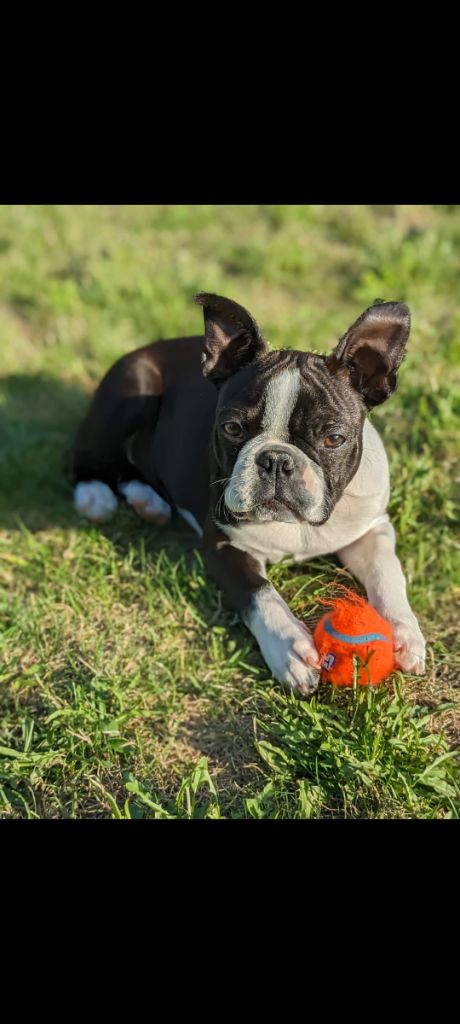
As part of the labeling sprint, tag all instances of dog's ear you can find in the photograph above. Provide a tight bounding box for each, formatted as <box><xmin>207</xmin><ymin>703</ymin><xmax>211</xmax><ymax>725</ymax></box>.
<box><xmin>195</xmin><ymin>293</ymin><xmax>268</xmax><ymax>386</ymax></box>
<box><xmin>326</xmin><ymin>301</ymin><xmax>411</xmax><ymax>408</ymax></box>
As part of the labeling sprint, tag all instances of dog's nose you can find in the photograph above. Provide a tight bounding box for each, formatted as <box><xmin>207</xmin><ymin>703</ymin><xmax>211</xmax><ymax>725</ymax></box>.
<box><xmin>257</xmin><ymin>449</ymin><xmax>295</xmax><ymax>476</ymax></box>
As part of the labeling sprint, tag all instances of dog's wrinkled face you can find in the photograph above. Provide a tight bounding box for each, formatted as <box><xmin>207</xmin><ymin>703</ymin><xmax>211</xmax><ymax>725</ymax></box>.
<box><xmin>212</xmin><ymin>352</ymin><xmax>365</xmax><ymax>524</ymax></box>
<box><xmin>195</xmin><ymin>292</ymin><xmax>411</xmax><ymax>527</ymax></box>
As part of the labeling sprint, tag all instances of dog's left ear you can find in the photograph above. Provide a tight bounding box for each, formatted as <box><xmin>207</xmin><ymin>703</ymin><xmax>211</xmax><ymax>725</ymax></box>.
<box><xmin>327</xmin><ymin>301</ymin><xmax>411</xmax><ymax>407</ymax></box>
<box><xmin>195</xmin><ymin>292</ymin><xmax>268</xmax><ymax>387</ymax></box>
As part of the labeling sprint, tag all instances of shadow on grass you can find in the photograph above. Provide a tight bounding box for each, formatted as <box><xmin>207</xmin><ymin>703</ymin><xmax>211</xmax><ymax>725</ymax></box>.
<box><xmin>0</xmin><ymin>372</ymin><xmax>89</xmax><ymax>530</ymax></box>
<box><xmin>0</xmin><ymin>370</ymin><xmax>221</xmax><ymax>635</ymax></box>
<box><xmin>0</xmin><ymin>372</ymin><xmax>199</xmax><ymax>548</ymax></box>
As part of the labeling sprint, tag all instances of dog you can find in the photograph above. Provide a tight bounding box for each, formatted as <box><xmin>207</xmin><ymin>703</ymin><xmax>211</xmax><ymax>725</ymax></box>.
<box><xmin>72</xmin><ymin>293</ymin><xmax>426</xmax><ymax>697</ymax></box>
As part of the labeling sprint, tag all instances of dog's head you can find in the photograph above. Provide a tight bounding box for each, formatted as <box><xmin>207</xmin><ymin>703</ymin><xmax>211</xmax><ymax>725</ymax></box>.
<box><xmin>195</xmin><ymin>293</ymin><xmax>410</xmax><ymax>526</ymax></box>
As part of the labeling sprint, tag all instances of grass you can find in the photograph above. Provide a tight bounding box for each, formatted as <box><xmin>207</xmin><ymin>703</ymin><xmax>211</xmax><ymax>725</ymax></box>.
<box><xmin>0</xmin><ymin>203</ymin><xmax>459</xmax><ymax>819</ymax></box>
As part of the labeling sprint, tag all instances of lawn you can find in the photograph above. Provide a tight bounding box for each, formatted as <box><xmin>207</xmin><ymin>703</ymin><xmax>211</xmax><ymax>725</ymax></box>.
<box><xmin>0</xmin><ymin>203</ymin><xmax>459</xmax><ymax>818</ymax></box>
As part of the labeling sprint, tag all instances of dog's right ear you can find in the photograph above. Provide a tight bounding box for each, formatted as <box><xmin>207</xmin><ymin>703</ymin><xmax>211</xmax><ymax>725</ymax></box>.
<box><xmin>195</xmin><ymin>293</ymin><xmax>268</xmax><ymax>387</ymax></box>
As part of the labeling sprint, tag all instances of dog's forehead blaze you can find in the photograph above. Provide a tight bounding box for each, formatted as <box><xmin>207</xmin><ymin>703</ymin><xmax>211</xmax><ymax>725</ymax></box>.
<box><xmin>261</xmin><ymin>366</ymin><xmax>301</xmax><ymax>440</ymax></box>
<box><xmin>218</xmin><ymin>354</ymin><xmax>298</xmax><ymax>426</ymax></box>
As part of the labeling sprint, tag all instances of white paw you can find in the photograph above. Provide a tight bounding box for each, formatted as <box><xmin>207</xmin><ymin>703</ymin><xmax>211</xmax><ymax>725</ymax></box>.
<box><xmin>392</xmin><ymin>617</ymin><xmax>426</xmax><ymax>675</ymax></box>
<box><xmin>118</xmin><ymin>481</ymin><xmax>171</xmax><ymax>525</ymax></box>
<box><xmin>74</xmin><ymin>481</ymin><xmax>118</xmax><ymax>522</ymax></box>
<box><xmin>247</xmin><ymin>588</ymin><xmax>321</xmax><ymax>698</ymax></box>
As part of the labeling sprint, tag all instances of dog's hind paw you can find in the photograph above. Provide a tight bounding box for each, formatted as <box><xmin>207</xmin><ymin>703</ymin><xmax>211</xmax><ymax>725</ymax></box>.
<box><xmin>118</xmin><ymin>481</ymin><xmax>171</xmax><ymax>525</ymax></box>
<box><xmin>74</xmin><ymin>481</ymin><xmax>118</xmax><ymax>522</ymax></box>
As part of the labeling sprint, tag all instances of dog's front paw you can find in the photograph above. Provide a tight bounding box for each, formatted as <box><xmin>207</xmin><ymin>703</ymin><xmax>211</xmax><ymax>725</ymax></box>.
<box><xmin>247</xmin><ymin>589</ymin><xmax>321</xmax><ymax>698</ymax></box>
<box><xmin>274</xmin><ymin>643</ymin><xmax>321</xmax><ymax>699</ymax></box>
<box><xmin>392</xmin><ymin>617</ymin><xmax>426</xmax><ymax>675</ymax></box>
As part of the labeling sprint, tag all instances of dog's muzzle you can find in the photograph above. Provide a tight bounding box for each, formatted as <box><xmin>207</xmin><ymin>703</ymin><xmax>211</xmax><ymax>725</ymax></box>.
<box><xmin>224</xmin><ymin>438</ymin><xmax>326</xmax><ymax>523</ymax></box>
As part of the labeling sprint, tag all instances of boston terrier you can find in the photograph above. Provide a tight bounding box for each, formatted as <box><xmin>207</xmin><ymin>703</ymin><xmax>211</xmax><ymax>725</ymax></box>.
<box><xmin>72</xmin><ymin>293</ymin><xmax>426</xmax><ymax>697</ymax></box>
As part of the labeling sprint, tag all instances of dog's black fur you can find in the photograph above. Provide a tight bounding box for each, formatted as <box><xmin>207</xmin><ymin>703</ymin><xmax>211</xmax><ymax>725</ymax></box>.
<box><xmin>71</xmin><ymin>294</ymin><xmax>423</xmax><ymax>698</ymax></box>
<box><xmin>73</xmin><ymin>293</ymin><xmax>410</xmax><ymax>534</ymax></box>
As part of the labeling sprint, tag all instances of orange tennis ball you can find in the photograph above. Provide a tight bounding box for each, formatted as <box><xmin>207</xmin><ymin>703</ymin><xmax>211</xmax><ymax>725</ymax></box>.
<box><xmin>313</xmin><ymin>590</ymin><xmax>394</xmax><ymax>687</ymax></box>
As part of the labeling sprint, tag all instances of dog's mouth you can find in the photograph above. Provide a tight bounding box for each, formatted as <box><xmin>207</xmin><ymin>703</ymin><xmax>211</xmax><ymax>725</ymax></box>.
<box><xmin>226</xmin><ymin>497</ymin><xmax>306</xmax><ymax>523</ymax></box>
<box><xmin>225</xmin><ymin>496</ymin><xmax>332</xmax><ymax>527</ymax></box>
<box><xmin>262</xmin><ymin>496</ymin><xmax>299</xmax><ymax>514</ymax></box>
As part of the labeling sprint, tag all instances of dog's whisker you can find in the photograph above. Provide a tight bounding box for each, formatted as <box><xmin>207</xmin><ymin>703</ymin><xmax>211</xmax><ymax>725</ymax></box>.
<box><xmin>211</xmin><ymin>476</ymin><xmax>231</xmax><ymax>488</ymax></box>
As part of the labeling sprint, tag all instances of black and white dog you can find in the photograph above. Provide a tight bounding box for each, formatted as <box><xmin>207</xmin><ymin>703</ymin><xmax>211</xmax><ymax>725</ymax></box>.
<box><xmin>73</xmin><ymin>293</ymin><xmax>426</xmax><ymax>697</ymax></box>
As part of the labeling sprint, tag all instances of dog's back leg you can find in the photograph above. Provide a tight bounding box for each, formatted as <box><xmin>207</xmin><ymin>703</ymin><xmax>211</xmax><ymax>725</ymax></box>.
<box><xmin>72</xmin><ymin>349</ymin><xmax>164</xmax><ymax>523</ymax></box>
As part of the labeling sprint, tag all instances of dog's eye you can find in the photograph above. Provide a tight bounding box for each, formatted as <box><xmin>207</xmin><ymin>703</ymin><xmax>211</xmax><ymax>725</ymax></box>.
<box><xmin>223</xmin><ymin>421</ymin><xmax>243</xmax><ymax>438</ymax></box>
<box><xmin>324</xmin><ymin>434</ymin><xmax>345</xmax><ymax>448</ymax></box>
